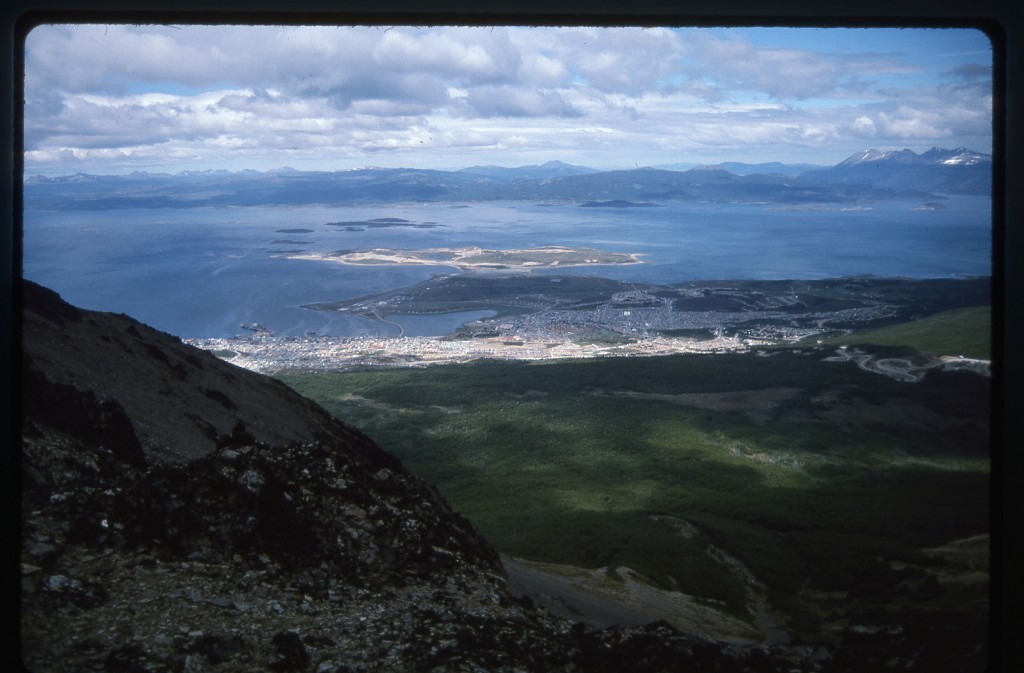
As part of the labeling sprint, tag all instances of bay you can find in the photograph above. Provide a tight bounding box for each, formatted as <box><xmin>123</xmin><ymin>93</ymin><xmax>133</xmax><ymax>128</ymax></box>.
<box><xmin>21</xmin><ymin>197</ymin><xmax>991</xmax><ymax>339</ymax></box>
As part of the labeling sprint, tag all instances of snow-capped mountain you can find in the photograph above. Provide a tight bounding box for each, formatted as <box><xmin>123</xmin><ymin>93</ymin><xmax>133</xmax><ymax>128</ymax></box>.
<box><xmin>919</xmin><ymin>147</ymin><xmax>990</xmax><ymax>166</ymax></box>
<box><xmin>801</xmin><ymin>147</ymin><xmax>991</xmax><ymax>195</ymax></box>
<box><xmin>838</xmin><ymin>146</ymin><xmax>990</xmax><ymax>168</ymax></box>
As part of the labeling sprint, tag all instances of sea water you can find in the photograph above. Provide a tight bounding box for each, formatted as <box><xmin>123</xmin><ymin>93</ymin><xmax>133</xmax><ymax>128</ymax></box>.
<box><xmin>21</xmin><ymin>197</ymin><xmax>992</xmax><ymax>339</ymax></box>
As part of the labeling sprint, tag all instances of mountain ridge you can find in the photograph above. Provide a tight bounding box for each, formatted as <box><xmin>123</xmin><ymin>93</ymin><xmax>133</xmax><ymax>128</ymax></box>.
<box><xmin>23</xmin><ymin>147</ymin><xmax>991</xmax><ymax>207</ymax></box>
<box><xmin>26</xmin><ymin>146</ymin><xmax>990</xmax><ymax>184</ymax></box>
<box><xmin>21</xmin><ymin>281</ymin><xmax>390</xmax><ymax>466</ymax></box>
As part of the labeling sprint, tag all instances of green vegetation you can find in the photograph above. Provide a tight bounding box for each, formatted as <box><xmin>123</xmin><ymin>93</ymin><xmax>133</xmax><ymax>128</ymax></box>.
<box><xmin>306</xmin><ymin>273</ymin><xmax>636</xmax><ymax>318</ymax></box>
<box><xmin>406</xmin><ymin>274</ymin><xmax>628</xmax><ymax>316</ymax></box>
<box><xmin>821</xmin><ymin>305</ymin><xmax>990</xmax><ymax>359</ymax></box>
<box><xmin>278</xmin><ymin>349</ymin><xmax>990</xmax><ymax>637</ymax></box>
<box><xmin>656</xmin><ymin>328</ymin><xmax>716</xmax><ymax>340</ymax></box>
<box><xmin>706</xmin><ymin>276</ymin><xmax>989</xmax><ymax>314</ymax></box>
<box><xmin>304</xmin><ymin>274</ymin><xmax>991</xmax><ymax>354</ymax></box>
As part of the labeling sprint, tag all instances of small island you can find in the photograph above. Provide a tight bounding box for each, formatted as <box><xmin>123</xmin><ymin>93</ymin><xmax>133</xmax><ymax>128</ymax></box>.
<box><xmin>579</xmin><ymin>200</ymin><xmax>660</xmax><ymax>208</ymax></box>
<box><xmin>324</xmin><ymin>218</ymin><xmax>442</xmax><ymax>231</ymax></box>
<box><xmin>283</xmin><ymin>245</ymin><xmax>644</xmax><ymax>271</ymax></box>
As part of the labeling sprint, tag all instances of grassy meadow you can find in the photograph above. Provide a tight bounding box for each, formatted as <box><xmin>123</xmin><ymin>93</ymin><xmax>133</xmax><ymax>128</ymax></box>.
<box><xmin>819</xmin><ymin>305</ymin><xmax>991</xmax><ymax>359</ymax></box>
<box><xmin>278</xmin><ymin>346</ymin><xmax>990</xmax><ymax>637</ymax></box>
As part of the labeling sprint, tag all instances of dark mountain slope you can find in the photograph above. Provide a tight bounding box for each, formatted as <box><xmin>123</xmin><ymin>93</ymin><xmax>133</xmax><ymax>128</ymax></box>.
<box><xmin>18</xmin><ymin>280</ymin><xmax>820</xmax><ymax>673</ymax></box>
<box><xmin>21</xmin><ymin>280</ymin><xmax>388</xmax><ymax>466</ymax></box>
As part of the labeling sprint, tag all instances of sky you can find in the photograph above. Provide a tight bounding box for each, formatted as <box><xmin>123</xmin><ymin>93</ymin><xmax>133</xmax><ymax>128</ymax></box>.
<box><xmin>21</xmin><ymin>23</ymin><xmax>994</xmax><ymax>176</ymax></box>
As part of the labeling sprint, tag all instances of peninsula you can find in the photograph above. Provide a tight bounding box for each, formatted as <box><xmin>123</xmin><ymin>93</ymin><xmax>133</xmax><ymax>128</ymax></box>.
<box><xmin>283</xmin><ymin>245</ymin><xmax>644</xmax><ymax>271</ymax></box>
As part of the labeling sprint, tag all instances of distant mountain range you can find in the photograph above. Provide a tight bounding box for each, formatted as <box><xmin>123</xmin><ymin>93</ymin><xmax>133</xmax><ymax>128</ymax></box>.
<box><xmin>24</xmin><ymin>147</ymin><xmax>991</xmax><ymax>209</ymax></box>
<box><xmin>457</xmin><ymin>159</ymin><xmax>600</xmax><ymax>180</ymax></box>
<box><xmin>798</xmin><ymin>147</ymin><xmax>992</xmax><ymax>195</ymax></box>
<box><xmin>654</xmin><ymin>161</ymin><xmax>827</xmax><ymax>176</ymax></box>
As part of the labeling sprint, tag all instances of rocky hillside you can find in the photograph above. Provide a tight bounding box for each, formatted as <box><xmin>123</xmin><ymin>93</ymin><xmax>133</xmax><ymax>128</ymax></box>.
<box><xmin>18</xmin><ymin>280</ymin><xmax>875</xmax><ymax>672</ymax></box>
<box><xmin>20</xmin><ymin>280</ymin><xmax>392</xmax><ymax>466</ymax></box>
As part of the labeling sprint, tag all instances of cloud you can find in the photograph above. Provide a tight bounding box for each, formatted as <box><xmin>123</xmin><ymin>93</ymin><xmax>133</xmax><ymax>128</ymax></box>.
<box><xmin>505</xmin><ymin>26</ymin><xmax>688</xmax><ymax>96</ymax></box>
<box><xmin>464</xmin><ymin>85</ymin><xmax>581</xmax><ymax>118</ymax></box>
<box><xmin>373</xmin><ymin>27</ymin><xmax>521</xmax><ymax>84</ymax></box>
<box><xmin>301</xmin><ymin>72</ymin><xmax>451</xmax><ymax>113</ymax></box>
<box><xmin>25</xmin><ymin>25</ymin><xmax>234</xmax><ymax>94</ymax></box>
<box><xmin>21</xmin><ymin>24</ymin><xmax>993</xmax><ymax>174</ymax></box>
<box><xmin>938</xmin><ymin>62</ymin><xmax>993</xmax><ymax>103</ymax></box>
<box><xmin>875</xmin><ymin>106</ymin><xmax>949</xmax><ymax>138</ymax></box>
<box><xmin>944</xmin><ymin>63</ymin><xmax>991</xmax><ymax>80</ymax></box>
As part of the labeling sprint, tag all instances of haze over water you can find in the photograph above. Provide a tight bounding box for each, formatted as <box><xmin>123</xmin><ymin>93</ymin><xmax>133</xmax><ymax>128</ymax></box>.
<box><xmin>22</xmin><ymin>196</ymin><xmax>991</xmax><ymax>339</ymax></box>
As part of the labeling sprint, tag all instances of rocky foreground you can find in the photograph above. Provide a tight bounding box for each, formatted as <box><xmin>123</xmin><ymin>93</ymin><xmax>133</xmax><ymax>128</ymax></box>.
<box><xmin>16</xmin><ymin>280</ymin><xmax>978</xmax><ymax>672</ymax></box>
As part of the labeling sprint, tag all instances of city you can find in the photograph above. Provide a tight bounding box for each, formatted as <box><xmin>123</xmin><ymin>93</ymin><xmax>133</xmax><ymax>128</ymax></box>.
<box><xmin>183</xmin><ymin>275</ymin><xmax>991</xmax><ymax>380</ymax></box>
<box><xmin>184</xmin><ymin>331</ymin><xmax>763</xmax><ymax>374</ymax></box>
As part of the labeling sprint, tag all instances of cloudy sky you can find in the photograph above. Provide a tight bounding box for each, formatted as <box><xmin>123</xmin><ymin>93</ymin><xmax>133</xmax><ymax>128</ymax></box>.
<box><xmin>22</xmin><ymin>23</ymin><xmax>993</xmax><ymax>176</ymax></box>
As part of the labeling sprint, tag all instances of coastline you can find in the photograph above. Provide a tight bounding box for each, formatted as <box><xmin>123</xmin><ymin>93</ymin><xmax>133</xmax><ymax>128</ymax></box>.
<box><xmin>282</xmin><ymin>245</ymin><xmax>645</xmax><ymax>272</ymax></box>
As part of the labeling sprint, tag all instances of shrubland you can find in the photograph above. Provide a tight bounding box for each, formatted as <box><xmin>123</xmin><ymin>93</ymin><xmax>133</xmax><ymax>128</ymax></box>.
<box><xmin>279</xmin><ymin>344</ymin><xmax>990</xmax><ymax>639</ymax></box>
